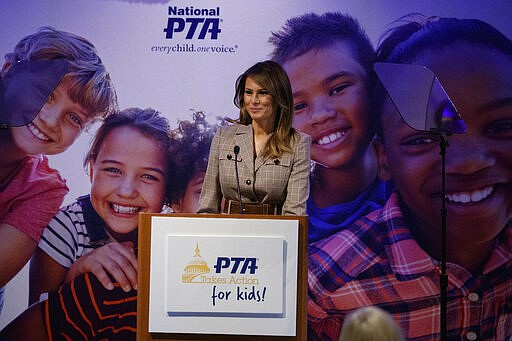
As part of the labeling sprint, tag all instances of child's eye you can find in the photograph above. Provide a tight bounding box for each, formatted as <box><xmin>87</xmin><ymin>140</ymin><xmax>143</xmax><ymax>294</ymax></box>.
<box><xmin>46</xmin><ymin>93</ymin><xmax>55</xmax><ymax>103</ymax></box>
<box><xmin>487</xmin><ymin>119</ymin><xmax>512</xmax><ymax>137</ymax></box>
<box><xmin>329</xmin><ymin>83</ymin><xmax>350</xmax><ymax>96</ymax></box>
<box><xmin>68</xmin><ymin>112</ymin><xmax>84</xmax><ymax>128</ymax></box>
<box><xmin>258</xmin><ymin>90</ymin><xmax>270</xmax><ymax>96</ymax></box>
<box><xmin>103</xmin><ymin>167</ymin><xmax>121</xmax><ymax>175</ymax></box>
<box><xmin>293</xmin><ymin>102</ymin><xmax>307</xmax><ymax>112</ymax></box>
<box><xmin>142</xmin><ymin>174</ymin><xmax>159</xmax><ymax>181</ymax></box>
<box><xmin>402</xmin><ymin>134</ymin><xmax>438</xmax><ymax>146</ymax></box>
<box><xmin>244</xmin><ymin>90</ymin><xmax>253</xmax><ymax>95</ymax></box>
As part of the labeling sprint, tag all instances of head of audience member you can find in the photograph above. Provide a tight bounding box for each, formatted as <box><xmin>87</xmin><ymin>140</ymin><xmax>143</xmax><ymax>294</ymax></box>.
<box><xmin>339</xmin><ymin>306</ymin><xmax>405</xmax><ymax>341</ymax></box>
<box><xmin>1</xmin><ymin>26</ymin><xmax>117</xmax><ymax>156</ymax></box>
<box><xmin>83</xmin><ymin>107</ymin><xmax>171</xmax><ymax>243</ymax></box>
<box><xmin>269</xmin><ymin>12</ymin><xmax>376</xmax><ymax>170</ymax></box>
<box><xmin>168</xmin><ymin>111</ymin><xmax>217</xmax><ymax>213</ymax></box>
<box><xmin>233</xmin><ymin>60</ymin><xmax>295</xmax><ymax>158</ymax></box>
<box><xmin>374</xmin><ymin>15</ymin><xmax>512</xmax><ymax>271</ymax></box>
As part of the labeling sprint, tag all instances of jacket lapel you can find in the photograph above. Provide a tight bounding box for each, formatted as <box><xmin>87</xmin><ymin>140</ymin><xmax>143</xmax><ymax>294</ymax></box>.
<box><xmin>234</xmin><ymin>125</ymin><xmax>254</xmax><ymax>172</ymax></box>
<box><xmin>255</xmin><ymin>131</ymin><xmax>273</xmax><ymax>172</ymax></box>
<box><xmin>255</xmin><ymin>152</ymin><xmax>272</xmax><ymax>172</ymax></box>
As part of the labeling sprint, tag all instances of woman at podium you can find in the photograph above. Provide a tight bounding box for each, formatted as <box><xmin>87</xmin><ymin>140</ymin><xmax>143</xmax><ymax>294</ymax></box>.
<box><xmin>198</xmin><ymin>60</ymin><xmax>311</xmax><ymax>215</ymax></box>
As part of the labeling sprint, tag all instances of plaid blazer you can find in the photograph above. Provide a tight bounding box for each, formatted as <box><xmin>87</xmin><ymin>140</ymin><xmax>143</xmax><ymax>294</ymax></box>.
<box><xmin>198</xmin><ymin>124</ymin><xmax>310</xmax><ymax>215</ymax></box>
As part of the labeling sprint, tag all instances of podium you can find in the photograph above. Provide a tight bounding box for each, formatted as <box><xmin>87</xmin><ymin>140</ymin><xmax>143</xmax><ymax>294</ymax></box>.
<box><xmin>137</xmin><ymin>213</ymin><xmax>308</xmax><ymax>341</ymax></box>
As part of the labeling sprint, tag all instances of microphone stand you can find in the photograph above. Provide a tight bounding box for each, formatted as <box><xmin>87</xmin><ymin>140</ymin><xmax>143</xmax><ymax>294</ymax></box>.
<box><xmin>431</xmin><ymin>128</ymin><xmax>449</xmax><ymax>341</ymax></box>
<box><xmin>373</xmin><ymin>62</ymin><xmax>464</xmax><ymax>340</ymax></box>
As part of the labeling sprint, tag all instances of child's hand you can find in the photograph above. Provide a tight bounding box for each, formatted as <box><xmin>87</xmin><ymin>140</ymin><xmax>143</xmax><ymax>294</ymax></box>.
<box><xmin>65</xmin><ymin>241</ymin><xmax>137</xmax><ymax>292</ymax></box>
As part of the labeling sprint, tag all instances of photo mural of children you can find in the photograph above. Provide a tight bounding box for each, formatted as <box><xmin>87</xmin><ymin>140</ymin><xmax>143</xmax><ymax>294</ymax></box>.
<box><xmin>198</xmin><ymin>60</ymin><xmax>311</xmax><ymax>216</ymax></box>
<box><xmin>29</xmin><ymin>108</ymin><xmax>171</xmax><ymax>304</ymax></box>
<box><xmin>168</xmin><ymin>111</ymin><xmax>218</xmax><ymax>214</ymax></box>
<box><xmin>269</xmin><ymin>12</ymin><xmax>393</xmax><ymax>243</ymax></box>
<box><xmin>308</xmin><ymin>15</ymin><xmax>512</xmax><ymax>340</ymax></box>
<box><xmin>0</xmin><ymin>26</ymin><xmax>116</xmax><ymax>313</ymax></box>
<box><xmin>0</xmin><ymin>109</ymin><xmax>218</xmax><ymax>340</ymax></box>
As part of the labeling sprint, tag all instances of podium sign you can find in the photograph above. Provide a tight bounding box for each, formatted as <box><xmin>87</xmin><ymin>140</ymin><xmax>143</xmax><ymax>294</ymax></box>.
<box><xmin>137</xmin><ymin>214</ymin><xmax>308</xmax><ymax>341</ymax></box>
<box><xmin>165</xmin><ymin>235</ymin><xmax>285</xmax><ymax>317</ymax></box>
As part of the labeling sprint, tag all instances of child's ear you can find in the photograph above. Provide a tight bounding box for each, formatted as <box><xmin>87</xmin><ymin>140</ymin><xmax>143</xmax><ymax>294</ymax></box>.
<box><xmin>373</xmin><ymin>139</ymin><xmax>392</xmax><ymax>181</ymax></box>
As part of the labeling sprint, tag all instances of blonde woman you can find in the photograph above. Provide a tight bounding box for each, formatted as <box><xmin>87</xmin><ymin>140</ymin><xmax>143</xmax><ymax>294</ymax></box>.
<box><xmin>198</xmin><ymin>60</ymin><xmax>311</xmax><ymax>215</ymax></box>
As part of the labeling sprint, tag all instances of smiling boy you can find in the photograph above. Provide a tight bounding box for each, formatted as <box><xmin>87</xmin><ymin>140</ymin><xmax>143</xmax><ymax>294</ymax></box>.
<box><xmin>0</xmin><ymin>26</ymin><xmax>116</xmax><ymax>312</ymax></box>
<box><xmin>270</xmin><ymin>12</ymin><xmax>392</xmax><ymax>243</ymax></box>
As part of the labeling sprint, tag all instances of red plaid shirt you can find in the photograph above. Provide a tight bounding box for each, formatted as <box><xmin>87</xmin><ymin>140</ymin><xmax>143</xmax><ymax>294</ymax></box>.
<box><xmin>308</xmin><ymin>192</ymin><xmax>512</xmax><ymax>341</ymax></box>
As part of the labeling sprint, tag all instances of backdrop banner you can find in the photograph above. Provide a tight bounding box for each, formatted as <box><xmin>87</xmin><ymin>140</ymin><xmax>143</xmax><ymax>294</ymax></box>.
<box><xmin>0</xmin><ymin>0</ymin><xmax>511</xmax><ymax>332</ymax></box>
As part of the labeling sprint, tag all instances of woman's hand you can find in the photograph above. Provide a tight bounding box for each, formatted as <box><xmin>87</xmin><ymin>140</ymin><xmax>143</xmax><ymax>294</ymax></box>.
<box><xmin>65</xmin><ymin>241</ymin><xmax>138</xmax><ymax>292</ymax></box>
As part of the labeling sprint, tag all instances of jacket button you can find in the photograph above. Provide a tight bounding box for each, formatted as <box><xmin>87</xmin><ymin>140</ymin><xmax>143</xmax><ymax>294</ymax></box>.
<box><xmin>274</xmin><ymin>159</ymin><xmax>280</xmax><ymax>165</ymax></box>
<box><xmin>245</xmin><ymin>179</ymin><xmax>251</xmax><ymax>185</ymax></box>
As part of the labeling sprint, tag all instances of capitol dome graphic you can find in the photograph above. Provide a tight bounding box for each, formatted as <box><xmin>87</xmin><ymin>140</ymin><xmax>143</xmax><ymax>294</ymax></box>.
<box><xmin>182</xmin><ymin>243</ymin><xmax>210</xmax><ymax>283</ymax></box>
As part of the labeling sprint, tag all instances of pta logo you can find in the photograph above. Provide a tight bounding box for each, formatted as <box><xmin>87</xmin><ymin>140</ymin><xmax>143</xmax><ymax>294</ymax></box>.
<box><xmin>164</xmin><ymin>6</ymin><xmax>221</xmax><ymax>39</ymax></box>
<box><xmin>214</xmin><ymin>257</ymin><xmax>258</xmax><ymax>274</ymax></box>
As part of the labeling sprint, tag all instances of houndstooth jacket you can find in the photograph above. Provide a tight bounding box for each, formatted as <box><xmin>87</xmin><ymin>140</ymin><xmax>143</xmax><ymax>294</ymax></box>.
<box><xmin>198</xmin><ymin>123</ymin><xmax>310</xmax><ymax>215</ymax></box>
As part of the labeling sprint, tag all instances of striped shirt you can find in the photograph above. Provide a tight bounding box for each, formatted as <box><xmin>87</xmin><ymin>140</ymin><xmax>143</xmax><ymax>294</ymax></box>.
<box><xmin>38</xmin><ymin>199</ymin><xmax>112</xmax><ymax>268</ymax></box>
<box><xmin>43</xmin><ymin>272</ymin><xmax>136</xmax><ymax>340</ymax></box>
<box><xmin>308</xmin><ymin>192</ymin><xmax>512</xmax><ymax>341</ymax></box>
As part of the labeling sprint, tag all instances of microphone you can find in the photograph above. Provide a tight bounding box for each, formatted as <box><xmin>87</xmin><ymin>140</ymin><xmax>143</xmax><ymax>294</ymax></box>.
<box><xmin>233</xmin><ymin>145</ymin><xmax>244</xmax><ymax>214</ymax></box>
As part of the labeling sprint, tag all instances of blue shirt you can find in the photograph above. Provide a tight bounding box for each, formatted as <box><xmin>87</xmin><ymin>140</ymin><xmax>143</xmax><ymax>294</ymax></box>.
<box><xmin>0</xmin><ymin>286</ymin><xmax>4</xmax><ymax>314</ymax></box>
<box><xmin>307</xmin><ymin>178</ymin><xmax>393</xmax><ymax>243</ymax></box>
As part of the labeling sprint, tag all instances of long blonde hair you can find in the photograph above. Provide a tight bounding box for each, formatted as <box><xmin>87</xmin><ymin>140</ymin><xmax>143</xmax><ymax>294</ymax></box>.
<box><xmin>233</xmin><ymin>60</ymin><xmax>297</xmax><ymax>158</ymax></box>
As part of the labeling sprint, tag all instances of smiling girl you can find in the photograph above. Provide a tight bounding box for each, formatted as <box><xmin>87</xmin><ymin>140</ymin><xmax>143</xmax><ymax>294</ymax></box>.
<box><xmin>28</xmin><ymin>107</ymin><xmax>171</xmax><ymax>303</ymax></box>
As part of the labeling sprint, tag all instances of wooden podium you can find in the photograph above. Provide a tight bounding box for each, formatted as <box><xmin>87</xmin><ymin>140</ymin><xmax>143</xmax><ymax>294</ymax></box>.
<box><xmin>137</xmin><ymin>213</ymin><xmax>308</xmax><ymax>341</ymax></box>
